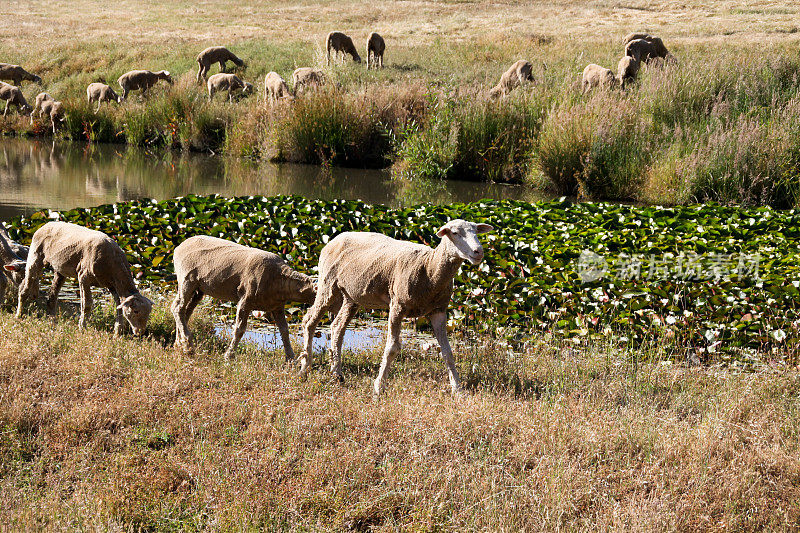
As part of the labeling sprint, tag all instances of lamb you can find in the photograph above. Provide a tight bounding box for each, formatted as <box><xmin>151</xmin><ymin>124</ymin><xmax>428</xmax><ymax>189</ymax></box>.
<box><xmin>196</xmin><ymin>46</ymin><xmax>245</xmax><ymax>83</ymax></box>
<box><xmin>263</xmin><ymin>71</ymin><xmax>292</xmax><ymax>104</ymax></box>
<box><xmin>172</xmin><ymin>236</ymin><xmax>316</xmax><ymax>360</ymax></box>
<box><xmin>326</xmin><ymin>31</ymin><xmax>361</xmax><ymax>65</ymax></box>
<box><xmin>366</xmin><ymin>32</ymin><xmax>385</xmax><ymax>70</ymax></box>
<box><xmin>0</xmin><ymin>82</ymin><xmax>32</xmax><ymax>116</ymax></box>
<box><xmin>0</xmin><ymin>63</ymin><xmax>41</xmax><ymax>86</ymax></box>
<box><xmin>582</xmin><ymin>64</ymin><xmax>618</xmax><ymax>93</ymax></box>
<box><xmin>292</xmin><ymin>67</ymin><xmax>326</xmax><ymax>95</ymax></box>
<box><xmin>16</xmin><ymin>221</ymin><xmax>153</xmax><ymax>335</ymax></box>
<box><xmin>30</xmin><ymin>94</ymin><xmax>64</xmax><ymax>134</ymax></box>
<box><xmin>299</xmin><ymin>219</ymin><xmax>493</xmax><ymax>396</ymax></box>
<box><xmin>207</xmin><ymin>73</ymin><xmax>253</xmax><ymax>101</ymax></box>
<box><xmin>617</xmin><ymin>55</ymin><xmax>641</xmax><ymax>88</ymax></box>
<box><xmin>86</xmin><ymin>82</ymin><xmax>121</xmax><ymax>112</ymax></box>
<box><xmin>30</xmin><ymin>92</ymin><xmax>53</xmax><ymax>125</ymax></box>
<box><xmin>489</xmin><ymin>59</ymin><xmax>535</xmax><ymax>99</ymax></box>
<box><xmin>625</xmin><ymin>37</ymin><xmax>672</xmax><ymax>63</ymax></box>
<box><xmin>117</xmin><ymin>70</ymin><xmax>173</xmax><ymax>100</ymax></box>
<box><xmin>0</xmin><ymin>225</ymin><xmax>26</xmax><ymax>304</ymax></box>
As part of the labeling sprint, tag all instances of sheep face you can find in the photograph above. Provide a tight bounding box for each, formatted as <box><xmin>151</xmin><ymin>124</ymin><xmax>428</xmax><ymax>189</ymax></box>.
<box><xmin>436</xmin><ymin>220</ymin><xmax>494</xmax><ymax>265</ymax></box>
<box><xmin>118</xmin><ymin>293</ymin><xmax>153</xmax><ymax>335</ymax></box>
<box><xmin>2</xmin><ymin>259</ymin><xmax>27</xmax><ymax>285</ymax></box>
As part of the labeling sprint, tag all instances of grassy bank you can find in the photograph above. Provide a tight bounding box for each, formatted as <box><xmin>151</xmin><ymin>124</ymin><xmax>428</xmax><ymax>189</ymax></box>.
<box><xmin>1</xmin><ymin>309</ymin><xmax>799</xmax><ymax>530</ymax></box>
<box><xmin>3</xmin><ymin>2</ymin><xmax>800</xmax><ymax>205</ymax></box>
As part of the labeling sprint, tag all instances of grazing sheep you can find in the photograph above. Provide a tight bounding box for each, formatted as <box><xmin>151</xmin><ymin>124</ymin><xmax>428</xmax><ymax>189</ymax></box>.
<box><xmin>299</xmin><ymin>219</ymin><xmax>493</xmax><ymax>396</ymax></box>
<box><xmin>263</xmin><ymin>71</ymin><xmax>292</xmax><ymax>104</ymax></box>
<box><xmin>0</xmin><ymin>223</ymin><xmax>28</xmax><ymax>259</ymax></box>
<box><xmin>617</xmin><ymin>55</ymin><xmax>641</xmax><ymax>88</ymax></box>
<box><xmin>623</xmin><ymin>32</ymin><xmax>652</xmax><ymax>44</ymax></box>
<box><xmin>86</xmin><ymin>82</ymin><xmax>121</xmax><ymax>112</ymax></box>
<box><xmin>0</xmin><ymin>63</ymin><xmax>41</xmax><ymax>86</ymax></box>
<box><xmin>625</xmin><ymin>37</ymin><xmax>672</xmax><ymax>63</ymax></box>
<box><xmin>16</xmin><ymin>221</ymin><xmax>153</xmax><ymax>335</ymax></box>
<box><xmin>196</xmin><ymin>46</ymin><xmax>245</xmax><ymax>83</ymax></box>
<box><xmin>326</xmin><ymin>31</ymin><xmax>361</xmax><ymax>65</ymax></box>
<box><xmin>172</xmin><ymin>236</ymin><xmax>316</xmax><ymax>360</ymax></box>
<box><xmin>30</xmin><ymin>92</ymin><xmax>53</xmax><ymax>125</ymax></box>
<box><xmin>0</xmin><ymin>82</ymin><xmax>31</xmax><ymax>116</ymax></box>
<box><xmin>366</xmin><ymin>32</ymin><xmax>386</xmax><ymax>69</ymax></box>
<box><xmin>582</xmin><ymin>64</ymin><xmax>618</xmax><ymax>93</ymax></box>
<box><xmin>30</xmin><ymin>94</ymin><xmax>64</xmax><ymax>134</ymax></box>
<box><xmin>489</xmin><ymin>59</ymin><xmax>535</xmax><ymax>99</ymax></box>
<box><xmin>117</xmin><ymin>70</ymin><xmax>173</xmax><ymax>100</ymax></box>
<box><xmin>292</xmin><ymin>67</ymin><xmax>326</xmax><ymax>95</ymax></box>
<box><xmin>0</xmin><ymin>226</ymin><xmax>26</xmax><ymax>303</ymax></box>
<box><xmin>207</xmin><ymin>73</ymin><xmax>253</xmax><ymax>101</ymax></box>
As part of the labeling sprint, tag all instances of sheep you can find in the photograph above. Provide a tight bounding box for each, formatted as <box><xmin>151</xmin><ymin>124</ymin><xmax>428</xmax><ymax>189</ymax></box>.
<box><xmin>582</xmin><ymin>64</ymin><xmax>618</xmax><ymax>93</ymax></box>
<box><xmin>625</xmin><ymin>37</ymin><xmax>672</xmax><ymax>63</ymax></box>
<box><xmin>366</xmin><ymin>32</ymin><xmax>385</xmax><ymax>70</ymax></box>
<box><xmin>263</xmin><ymin>71</ymin><xmax>292</xmax><ymax>104</ymax></box>
<box><xmin>292</xmin><ymin>67</ymin><xmax>326</xmax><ymax>95</ymax></box>
<box><xmin>623</xmin><ymin>32</ymin><xmax>652</xmax><ymax>44</ymax></box>
<box><xmin>0</xmin><ymin>82</ymin><xmax>31</xmax><ymax>116</ymax></box>
<box><xmin>30</xmin><ymin>94</ymin><xmax>64</xmax><ymax>134</ymax></box>
<box><xmin>207</xmin><ymin>73</ymin><xmax>253</xmax><ymax>102</ymax></box>
<box><xmin>0</xmin><ymin>223</ymin><xmax>28</xmax><ymax>259</ymax></box>
<box><xmin>16</xmin><ymin>221</ymin><xmax>153</xmax><ymax>335</ymax></box>
<box><xmin>30</xmin><ymin>92</ymin><xmax>53</xmax><ymax>125</ymax></box>
<box><xmin>0</xmin><ymin>63</ymin><xmax>41</xmax><ymax>86</ymax></box>
<box><xmin>172</xmin><ymin>236</ymin><xmax>316</xmax><ymax>360</ymax></box>
<box><xmin>117</xmin><ymin>70</ymin><xmax>173</xmax><ymax>100</ymax></box>
<box><xmin>86</xmin><ymin>82</ymin><xmax>121</xmax><ymax>112</ymax></box>
<box><xmin>617</xmin><ymin>55</ymin><xmax>641</xmax><ymax>89</ymax></box>
<box><xmin>196</xmin><ymin>46</ymin><xmax>245</xmax><ymax>83</ymax></box>
<box><xmin>489</xmin><ymin>59</ymin><xmax>535</xmax><ymax>99</ymax></box>
<box><xmin>326</xmin><ymin>31</ymin><xmax>361</xmax><ymax>65</ymax></box>
<box><xmin>0</xmin><ymin>225</ymin><xmax>26</xmax><ymax>303</ymax></box>
<box><xmin>299</xmin><ymin>219</ymin><xmax>494</xmax><ymax>396</ymax></box>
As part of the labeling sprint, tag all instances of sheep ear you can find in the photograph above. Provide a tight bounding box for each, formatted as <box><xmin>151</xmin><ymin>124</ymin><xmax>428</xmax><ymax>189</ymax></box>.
<box><xmin>3</xmin><ymin>260</ymin><xmax>24</xmax><ymax>272</ymax></box>
<box><xmin>475</xmin><ymin>224</ymin><xmax>494</xmax><ymax>234</ymax></box>
<box><xmin>436</xmin><ymin>224</ymin><xmax>451</xmax><ymax>238</ymax></box>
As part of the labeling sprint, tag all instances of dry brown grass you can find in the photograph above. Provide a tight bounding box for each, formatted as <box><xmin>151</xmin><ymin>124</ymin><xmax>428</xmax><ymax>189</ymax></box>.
<box><xmin>1</xmin><ymin>308</ymin><xmax>799</xmax><ymax>530</ymax></box>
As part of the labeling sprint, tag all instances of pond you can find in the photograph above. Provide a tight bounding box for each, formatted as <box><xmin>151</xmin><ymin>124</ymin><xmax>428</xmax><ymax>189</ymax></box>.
<box><xmin>0</xmin><ymin>138</ymin><xmax>547</xmax><ymax>221</ymax></box>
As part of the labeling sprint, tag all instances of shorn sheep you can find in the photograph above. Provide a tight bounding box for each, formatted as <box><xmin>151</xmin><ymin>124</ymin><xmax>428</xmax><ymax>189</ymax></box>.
<box><xmin>86</xmin><ymin>82</ymin><xmax>121</xmax><ymax>112</ymax></box>
<box><xmin>326</xmin><ymin>31</ymin><xmax>361</xmax><ymax>65</ymax></box>
<box><xmin>617</xmin><ymin>55</ymin><xmax>641</xmax><ymax>88</ymax></box>
<box><xmin>16</xmin><ymin>221</ymin><xmax>153</xmax><ymax>335</ymax></box>
<box><xmin>207</xmin><ymin>73</ymin><xmax>253</xmax><ymax>101</ymax></box>
<box><xmin>0</xmin><ymin>82</ymin><xmax>31</xmax><ymax>116</ymax></box>
<box><xmin>117</xmin><ymin>70</ymin><xmax>173</xmax><ymax>100</ymax></box>
<box><xmin>582</xmin><ymin>64</ymin><xmax>618</xmax><ymax>93</ymax></box>
<box><xmin>30</xmin><ymin>93</ymin><xmax>64</xmax><ymax>134</ymax></box>
<box><xmin>263</xmin><ymin>71</ymin><xmax>292</xmax><ymax>104</ymax></box>
<box><xmin>0</xmin><ymin>224</ymin><xmax>28</xmax><ymax>260</ymax></box>
<box><xmin>625</xmin><ymin>37</ymin><xmax>673</xmax><ymax>63</ymax></box>
<box><xmin>172</xmin><ymin>236</ymin><xmax>316</xmax><ymax>360</ymax></box>
<box><xmin>489</xmin><ymin>59</ymin><xmax>535</xmax><ymax>99</ymax></box>
<box><xmin>292</xmin><ymin>67</ymin><xmax>325</xmax><ymax>95</ymax></box>
<box><xmin>299</xmin><ymin>219</ymin><xmax>493</xmax><ymax>396</ymax></box>
<box><xmin>0</xmin><ymin>226</ymin><xmax>26</xmax><ymax>304</ymax></box>
<box><xmin>196</xmin><ymin>46</ymin><xmax>245</xmax><ymax>83</ymax></box>
<box><xmin>0</xmin><ymin>63</ymin><xmax>41</xmax><ymax>86</ymax></box>
<box><xmin>366</xmin><ymin>32</ymin><xmax>385</xmax><ymax>69</ymax></box>
<box><xmin>30</xmin><ymin>92</ymin><xmax>53</xmax><ymax>124</ymax></box>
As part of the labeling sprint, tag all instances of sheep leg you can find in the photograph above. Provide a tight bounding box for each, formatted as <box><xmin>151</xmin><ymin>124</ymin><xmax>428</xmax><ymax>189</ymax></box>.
<box><xmin>220</xmin><ymin>61</ymin><xmax>226</xmax><ymax>74</ymax></box>
<box><xmin>95</xmin><ymin>101</ymin><xmax>101</xmax><ymax>113</ymax></box>
<box><xmin>299</xmin><ymin>286</ymin><xmax>342</xmax><ymax>377</ymax></box>
<box><xmin>110</xmin><ymin>290</ymin><xmax>125</xmax><ymax>335</ymax></box>
<box><xmin>329</xmin><ymin>299</ymin><xmax>358</xmax><ymax>381</ymax></box>
<box><xmin>46</xmin><ymin>272</ymin><xmax>66</xmax><ymax>316</ymax></box>
<box><xmin>374</xmin><ymin>305</ymin><xmax>403</xmax><ymax>397</ymax></box>
<box><xmin>224</xmin><ymin>299</ymin><xmax>252</xmax><ymax>360</ymax></box>
<box><xmin>3</xmin><ymin>101</ymin><xmax>8</xmax><ymax>117</ymax></box>
<box><xmin>172</xmin><ymin>281</ymin><xmax>199</xmax><ymax>349</ymax></box>
<box><xmin>271</xmin><ymin>310</ymin><xmax>295</xmax><ymax>362</ymax></box>
<box><xmin>78</xmin><ymin>277</ymin><xmax>93</xmax><ymax>329</ymax></box>
<box><xmin>16</xmin><ymin>245</ymin><xmax>44</xmax><ymax>317</ymax></box>
<box><xmin>430</xmin><ymin>311</ymin><xmax>461</xmax><ymax>395</ymax></box>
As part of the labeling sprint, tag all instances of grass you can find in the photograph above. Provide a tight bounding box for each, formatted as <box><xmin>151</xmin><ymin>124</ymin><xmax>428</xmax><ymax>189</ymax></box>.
<box><xmin>1</xmin><ymin>300</ymin><xmax>799</xmax><ymax>529</ymax></box>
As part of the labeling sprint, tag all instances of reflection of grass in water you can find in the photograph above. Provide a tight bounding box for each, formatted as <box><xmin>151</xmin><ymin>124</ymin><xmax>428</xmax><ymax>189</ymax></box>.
<box><xmin>391</xmin><ymin>172</ymin><xmax>453</xmax><ymax>206</ymax></box>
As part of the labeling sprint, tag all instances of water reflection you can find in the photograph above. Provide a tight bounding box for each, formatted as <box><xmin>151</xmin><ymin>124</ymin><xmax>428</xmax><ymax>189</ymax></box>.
<box><xmin>0</xmin><ymin>138</ymin><xmax>548</xmax><ymax>220</ymax></box>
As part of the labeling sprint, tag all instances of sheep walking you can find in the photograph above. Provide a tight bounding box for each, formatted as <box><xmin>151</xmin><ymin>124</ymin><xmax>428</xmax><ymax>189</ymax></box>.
<box><xmin>0</xmin><ymin>225</ymin><xmax>26</xmax><ymax>303</ymax></box>
<box><xmin>582</xmin><ymin>64</ymin><xmax>618</xmax><ymax>93</ymax></box>
<box><xmin>326</xmin><ymin>31</ymin><xmax>361</xmax><ymax>65</ymax></box>
<box><xmin>489</xmin><ymin>59</ymin><xmax>535</xmax><ymax>99</ymax></box>
<box><xmin>263</xmin><ymin>71</ymin><xmax>292</xmax><ymax>104</ymax></box>
<box><xmin>0</xmin><ymin>82</ymin><xmax>31</xmax><ymax>116</ymax></box>
<box><xmin>207</xmin><ymin>73</ymin><xmax>253</xmax><ymax>101</ymax></box>
<box><xmin>16</xmin><ymin>222</ymin><xmax>153</xmax><ymax>335</ymax></box>
<box><xmin>366</xmin><ymin>32</ymin><xmax>385</xmax><ymax>69</ymax></box>
<box><xmin>0</xmin><ymin>63</ymin><xmax>41</xmax><ymax>86</ymax></box>
<box><xmin>617</xmin><ymin>55</ymin><xmax>641</xmax><ymax>88</ymax></box>
<box><xmin>172</xmin><ymin>236</ymin><xmax>316</xmax><ymax>360</ymax></box>
<box><xmin>196</xmin><ymin>46</ymin><xmax>245</xmax><ymax>83</ymax></box>
<box><xmin>292</xmin><ymin>67</ymin><xmax>326</xmax><ymax>95</ymax></box>
<box><xmin>86</xmin><ymin>82</ymin><xmax>121</xmax><ymax>112</ymax></box>
<box><xmin>299</xmin><ymin>219</ymin><xmax>493</xmax><ymax>396</ymax></box>
<box><xmin>117</xmin><ymin>70</ymin><xmax>173</xmax><ymax>100</ymax></box>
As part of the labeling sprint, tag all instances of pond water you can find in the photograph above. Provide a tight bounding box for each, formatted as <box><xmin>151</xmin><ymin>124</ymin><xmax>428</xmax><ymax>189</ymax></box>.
<box><xmin>0</xmin><ymin>138</ymin><xmax>547</xmax><ymax>221</ymax></box>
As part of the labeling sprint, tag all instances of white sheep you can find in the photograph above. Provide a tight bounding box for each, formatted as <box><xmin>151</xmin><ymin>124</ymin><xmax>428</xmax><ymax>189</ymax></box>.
<box><xmin>366</xmin><ymin>32</ymin><xmax>385</xmax><ymax>70</ymax></box>
<box><xmin>0</xmin><ymin>63</ymin><xmax>41</xmax><ymax>86</ymax></box>
<box><xmin>172</xmin><ymin>236</ymin><xmax>316</xmax><ymax>360</ymax></box>
<box><xmin>117</xmin><ymin>70</ymin><xmax>173</xmax><ymax>100</ymax></box>
<box><xmin>16</xmin><ymin>221</ymin><xmax>153</xmax><ymax>335</ymax></box>
<box><xmin>0</xmin><ymin>82</ymin><xmax>32</xmax><ymax>116</ymax></box>
<box><xmin>30</xmin><ymin>92</ymin><xmax>53</xmax><ymax>125</ymax></box>
<box><xmin>299</xmin><ymin>219</ymin><xmax>493</xmax><ymax>396</ymax></box>
<box><xmin>291</xmin><ymin>67</ymin><xmax>326</xmax><ymax>95</ymax></box>
<box><xmin>617</xmin><ymin>55</ymin><xmax>641</xmax><ymax>89</ymax></box>
<box><xmin>86</xmin><ymin>82</ymin><xmax>121</xmax><ymax>112</ymax></box>
<box><xmin>263</xmin><ymin>71</ymin><xmax>292</xmax><ymax>104</ymax></box>
<box><xmin>30</xmin><ymin>94</ymin><xmax>64</xmax><ymax>134</ymax></box>
<box><xmin>0</xmin><ymin>223</ymin><xmax>28</xmax><ymax>259</ymax></box>
<box><xmin>196</xmin><ymin>46</ymin><xmax>245</xmax><ymax>83</ymax></box>
<box><xmin>207</xmin><ymin>73</ymin><xmax>253</xmax><ymax>101</ymax></box>
<box><xmin>582</xmin><ymin>63</ymin><xmax>618</xmax><ymax>93</ymax></box>
<box><xmin>489</xmin><ymin>59</ymin><xmax>535</xmax><ymax>99</ymax></box>
<box><xmin>326</xmin><ymin>31</ymin><xmax>361</xmax><ymax>65</ymax></box>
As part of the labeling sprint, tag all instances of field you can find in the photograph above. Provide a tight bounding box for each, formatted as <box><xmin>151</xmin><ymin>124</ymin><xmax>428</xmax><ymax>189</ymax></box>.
<box><xmin>3</xmin><ymin>1</ymin><xmax>800</xmax><ymax>204</ymax></box>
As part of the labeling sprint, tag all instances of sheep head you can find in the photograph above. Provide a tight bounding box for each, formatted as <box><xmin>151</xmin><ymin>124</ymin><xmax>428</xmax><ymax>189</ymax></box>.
<box><xmin>118</xmin><ymin>293</ymin><xmax>153</xmax><ymax>335</ymax></box>
<box><xmin>436</xmin><ymin>219</ymin><xmax>494</xmax><ymax>265</ymax></box>
<box><xmin>2</xmin><ymin>260</ymin><xmax>26</xmax><ymax>285</ymax></box>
